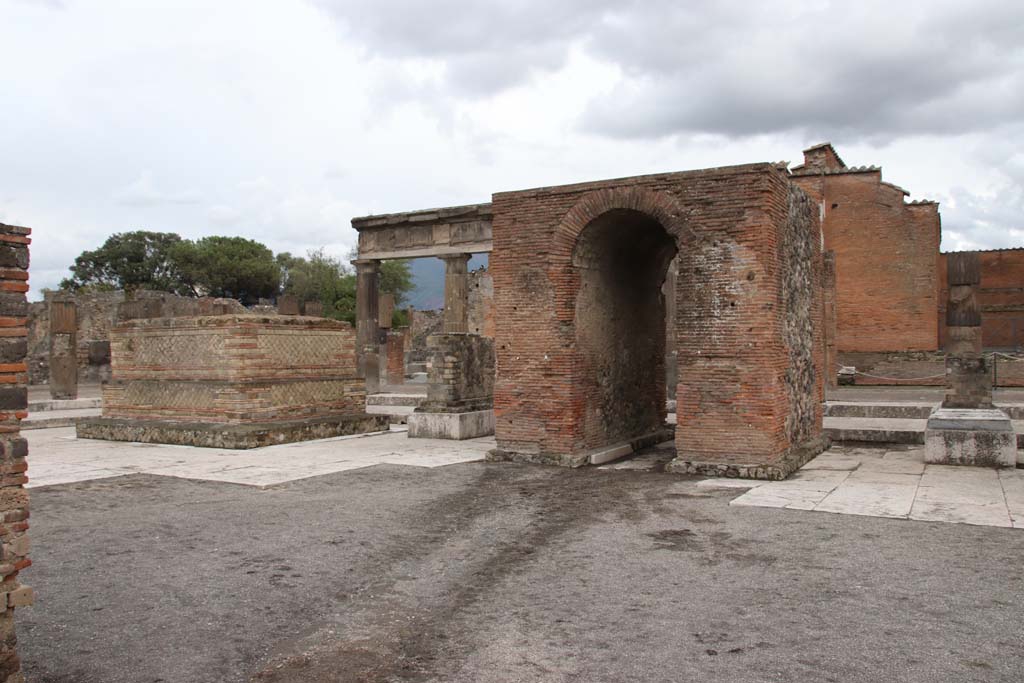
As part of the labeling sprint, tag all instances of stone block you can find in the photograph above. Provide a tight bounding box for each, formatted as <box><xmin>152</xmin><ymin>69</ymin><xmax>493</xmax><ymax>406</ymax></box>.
<box><xmin>408</xmin><ymin>409</ymin><xmax>494</xmax><ymax>440</ymax></box>
<box><xmin>5</xmin><ymin>587</ymin><xmax>32</xmax><ymax>608</ymax></box>
<box><xmin>924</xmin><ymin>408</ymin><xmax>1016</xmax><ymax>467</ymax></box>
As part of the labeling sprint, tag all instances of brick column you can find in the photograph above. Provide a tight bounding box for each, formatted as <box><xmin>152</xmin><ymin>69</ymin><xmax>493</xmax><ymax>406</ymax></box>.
<box><xmin>440</xmin><ymin>253</ymin><xmax>470</xmax><ymax>334</ymax></box>
<box><xmin>353</xmin><ymin>259</ymin><xmax>381</xmax><ymax>392</ymax></box>
<box><xmin>48</xmin><ymin>300</ymin><xmax>77</xmax><ymax>400</ymax></box>
<box><xmin>0</xmin><ymin>223</ymin><xmax>33</xmax><ymax>683</ymax></box>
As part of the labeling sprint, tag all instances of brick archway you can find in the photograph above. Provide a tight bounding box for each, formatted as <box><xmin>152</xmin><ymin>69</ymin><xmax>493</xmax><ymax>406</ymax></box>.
<box><xmin>490</xmin><ymin>164</ymin><xmax>826</xmax><ymax>477</ymax></box>
<box><xmin>551</xmin><ymin>187</ymin><xmax>696</xmax><ymax>263</ymax></box>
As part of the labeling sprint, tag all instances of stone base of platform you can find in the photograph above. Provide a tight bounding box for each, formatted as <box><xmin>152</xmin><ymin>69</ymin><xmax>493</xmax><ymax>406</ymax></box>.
<box><xmin>924</xmin><ymin>408</ymin><xmax>1017</xmax><ymax>467</ymax></box>
<box><xmin>76</xmin><ymin>414</ymin><xmax>390</xmax><ymax>449</ymax></box>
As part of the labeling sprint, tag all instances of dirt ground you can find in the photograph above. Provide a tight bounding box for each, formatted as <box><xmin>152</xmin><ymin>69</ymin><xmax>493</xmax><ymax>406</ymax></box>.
<box><xmin>18</xmin><ymin>460</ymin><xmax>1024</xmax><ymax>682</ymax></box>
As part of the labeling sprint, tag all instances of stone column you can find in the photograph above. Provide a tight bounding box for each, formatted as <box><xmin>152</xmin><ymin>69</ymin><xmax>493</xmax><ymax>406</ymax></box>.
<box><xmin>925</xmin><ymin>251</ymin><xmax>1015</xmax><ymax>466</ymax></box>
<box><xmin>943</xmin><ymin>252</ymin><xmax>988</xmax><ymax>408</ymax></box>
<box><xmin>353</xmin><ymin>259</ymin><xmax>381</xmax><ymax>392</ymax></box>
<box><xmin>49</xmin><ymin>300</ymin><xmax>78</xmax><ymax>400</ymax></box>
<box><xmin>441</xmin><ymin>253</ymin><xmax>471</xmax><ymax>334</ymax></box>
<box><xmin>0</xmin><ymin>222</ymin><xmax>34</xmax><ymax>682</ymax></box>
<box><xmin>822</xmin><ymin>251</ymin><xmax>838</xmax><ymax>390</ymax></box>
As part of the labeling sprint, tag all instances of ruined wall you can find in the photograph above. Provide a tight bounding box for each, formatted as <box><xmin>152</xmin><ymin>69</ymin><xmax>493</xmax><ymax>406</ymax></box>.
<box><xmin>421</xmin><ymin>334</ymin><xmax>495</xmax><ymax>412</ymax></box>
<box><xmin>491</xmin><ymin>164</ymin><xmax>825</xmax><ymax>474</ymax></box>
<box><xmin>408</xmin><ymin>309</ymin><xmax>444</xmax><ymax>363</ymax></box>
<box><xmin>781</xmin><ymin>186</ymin><xmax>825</xmax><ymax>450</ymax></box>
<box><xmin>0</xmin><ymin>223</ymin><xmax>33</xmax><ymax>683</ymax></box>
<box><xmin>939</xmin><ymin>249</ymin><xmax>1024</xmax><ymax>349</ymax></box>
<box><xmin>791</xmin><ymin>170</ymin><xmax>941</xmax><ymax>353</ymax></box>
<box><xmin>27</xmin><ymin>290</ymin><xmax>245</xmax><ymax>385</ymax></box>
<box><xmin>102</xmin><ymin>315</ymin><xmax>365</xmax><ymax>423</ymax></box>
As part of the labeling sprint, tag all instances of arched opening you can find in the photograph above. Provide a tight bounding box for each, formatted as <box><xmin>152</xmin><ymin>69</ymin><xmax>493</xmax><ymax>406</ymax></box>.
<box><xmin>572</xmin><ymin>209</ymin><xmax>678</xmax><ymax>450</ymax></box>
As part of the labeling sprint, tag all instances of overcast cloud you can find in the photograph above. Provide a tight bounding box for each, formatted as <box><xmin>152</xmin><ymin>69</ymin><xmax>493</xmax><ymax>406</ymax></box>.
<box><xmin>2</xmin><ymin>0</ymin><xmax>1022</xmax><ymax>299</ymax></box>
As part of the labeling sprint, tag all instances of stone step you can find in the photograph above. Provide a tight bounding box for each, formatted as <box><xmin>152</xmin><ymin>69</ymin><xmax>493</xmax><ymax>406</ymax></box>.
<box><xmin>366</xmin><ymin>393</ymin><xmax>426</xmax><ymax>408</ymax></box>
<box><xmin>406</xmin><ymin>362</ymin><xmax>428</xmax><ymax>374</ymax></box>
<box><xmin>26</xmin><ymin>397</ymin><xmax>102</xmax><ymax>412</ymax></box>
<box><xmin>23</xmin><ymin>408</ymin><xmax>102</xmax><ymax>430</ymax></box>
<box><xmin>824</xmin><ymin>416</ymin><xmax>1024</xmax><ymax>450</ymax></box>
<box><xmin>825</xmin><ymin>401</ymin><xmax>1024</xmax><ymax>420</ymax></box>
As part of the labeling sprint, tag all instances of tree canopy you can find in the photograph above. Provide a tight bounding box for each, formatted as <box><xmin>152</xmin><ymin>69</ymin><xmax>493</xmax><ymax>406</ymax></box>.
<box><xmin>60</xmin><ymin>230</ymin><xmax>193</xmax><ymax>294</ymax></box>
<box><xmin>62</xmin><ymin>232</ymin><xmax>414</xmax><ymax>320</ymax></box>
<box><xmin>171</xmin><ymin>236</ymin><xmax>280</xmax><ymax>304</ymax></box>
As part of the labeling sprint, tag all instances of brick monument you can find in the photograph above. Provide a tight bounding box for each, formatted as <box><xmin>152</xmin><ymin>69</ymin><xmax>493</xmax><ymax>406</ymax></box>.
<box><xmin>78</xmin><ymin>314</ymin><xmax>388</xmax><ymax>448</ymax></box>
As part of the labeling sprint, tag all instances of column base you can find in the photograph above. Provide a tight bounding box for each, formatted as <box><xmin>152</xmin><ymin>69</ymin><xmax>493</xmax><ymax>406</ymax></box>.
<box><xmin>924</xmin><ymin>408</ymin><xmax>1017</xmax><ymax>467</ymax></box>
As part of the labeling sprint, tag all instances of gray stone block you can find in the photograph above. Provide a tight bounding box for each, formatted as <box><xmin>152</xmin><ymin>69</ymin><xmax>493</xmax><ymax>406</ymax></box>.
<box><xmin>407</xmin><ymin>409</ymin><xmax>494</xmax><ymax>440</ymax></box>
<box><xmin>924</xmin><ymin>408</ymin><xmax>1017</xmax><ymax>467</ymax></box>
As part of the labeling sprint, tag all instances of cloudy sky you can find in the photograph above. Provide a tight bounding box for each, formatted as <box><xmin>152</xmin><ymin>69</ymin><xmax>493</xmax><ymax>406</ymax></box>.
<box><xmin>2</xmin><ymin>0</ymin><xmax>1022</xmax><ymax>300</ymax></box>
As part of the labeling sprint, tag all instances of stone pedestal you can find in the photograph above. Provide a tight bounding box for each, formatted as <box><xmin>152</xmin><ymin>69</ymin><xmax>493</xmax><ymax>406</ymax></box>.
<box><xmin>78</xmin><ymin>315</ymin><xmax>388</xmax><ymax>448</ymax></box>
<box><xmin>408</xmin><ymin>409</ymin><xmax>495</xmax><ymax>440</ymax></box>
<box><xmin>408</xmin><ymin>333</ymin><xmax>495</xmax><ymax>440</ymax></box>
<box><xmin>925</xmin><ymin>408</ymin><xmax>1016</xmax><ymax>467</ymax></box>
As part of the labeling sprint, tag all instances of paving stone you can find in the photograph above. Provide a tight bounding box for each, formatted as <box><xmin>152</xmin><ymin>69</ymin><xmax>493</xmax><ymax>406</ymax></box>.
<box><xmin>814</xmin><ymin>481</ymin><xmax>918</xmax><ymax>519</ymax></box>
<box><xmin>800</xmin><ymin>455</ymin><xmax>862</xmax><ymax>471</ymax></box>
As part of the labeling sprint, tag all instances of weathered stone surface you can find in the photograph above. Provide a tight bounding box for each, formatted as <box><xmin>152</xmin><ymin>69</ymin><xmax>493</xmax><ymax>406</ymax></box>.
<box><xmin>924</xmin><ymin>408</ymin><xmax>1016</xmax><ymax>467</ymax></box>
<box><xmin>407</xmin><ymin>410</ymin><xmax>494</xmax><ymax>440</ymax></box>
<box><xmin>419</xmin><ymin>334</ymin><xmax>494</xmax><ymax>414</ymax></box>
<box><xmin>78</xmin><ymin>414</ymin><xmax>389</xmax><ymax>449</ymax></box>
<box><xmin>82</xmin><ymin>314</ymin><xmax>383</xmax><ymax>448</ymax></box>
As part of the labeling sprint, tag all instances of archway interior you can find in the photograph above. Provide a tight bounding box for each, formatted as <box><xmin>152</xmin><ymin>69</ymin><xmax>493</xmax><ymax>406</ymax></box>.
<box><xmin>572</xmin><ymin>209</ymin><xmax>678</xmax><ymax>449</ymax></box>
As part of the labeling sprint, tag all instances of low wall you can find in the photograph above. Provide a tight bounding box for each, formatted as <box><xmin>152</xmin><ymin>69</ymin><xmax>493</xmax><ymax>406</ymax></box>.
<box><xmin>28</xmin><ymin>290</ymin><xmax>246</xmax><ymax>385</ymax></box>
<box><xmin>837</xmin><ymin>351</ymin><xmax>1024</xmax><ymax>387</ymax></box>
<box><xmin>102</xmin><ymin>315</ymin><xmax>366</xmax><ymax>423</ymax></box>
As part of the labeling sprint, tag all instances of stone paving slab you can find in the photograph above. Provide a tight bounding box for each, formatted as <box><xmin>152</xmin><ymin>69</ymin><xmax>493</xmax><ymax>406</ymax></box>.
<box><xmin>25</xmin><ymin>426</ymin><xmax>492</xmax><ymax>488</ymax></box>
<box><xmin>730</xmin><ymin>444</ymin><xmax>1023</xmax><ymax>530</ymax></box>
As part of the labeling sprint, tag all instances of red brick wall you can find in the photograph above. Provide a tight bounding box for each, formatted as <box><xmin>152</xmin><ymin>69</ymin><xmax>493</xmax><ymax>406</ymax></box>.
<box><xmin>385</xmin><ymin>328</ymin><xmax>407</xmax><ymax>385</ymax></box>
<box><xmin>792</xmin><ymin>171</ymin><xmax>940</xmax><ymax>353</ymax></box>
<box><xmin>0</xmin><ymin>223</ymin><xmax>33</xmax><ymax>682</ymax></box>
<box><xmin>939</xmin><ymin>249</ymin><xmax>1024</xmax><ymax>349</ymax></box>
<box><xmin>491</xmin><ymin>164</ymin><xmax>824</xmax><ymax>469</ymax></box>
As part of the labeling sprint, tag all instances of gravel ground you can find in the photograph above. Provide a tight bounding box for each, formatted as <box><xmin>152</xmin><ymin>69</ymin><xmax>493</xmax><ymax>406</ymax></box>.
<box><xmin>18</xmin><ymin>460</ymin><xmax>1024</xmax><ymax>682</ymax></box>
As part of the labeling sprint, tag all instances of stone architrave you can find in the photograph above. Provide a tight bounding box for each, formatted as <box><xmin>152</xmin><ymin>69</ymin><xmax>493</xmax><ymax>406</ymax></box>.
<box><xmin>925</xmin><ymin>252</ymin><xmax>1015</xmax><ymax>467</ymax></box>
<box><xmin>49</xmin><ymin>300</ymin><xmax>78</xmax><ymax>400</ymax></box>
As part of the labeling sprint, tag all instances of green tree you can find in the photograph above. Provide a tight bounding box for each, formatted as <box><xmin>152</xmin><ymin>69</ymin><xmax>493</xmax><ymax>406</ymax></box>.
<box><xmin>172</xmin><ymin>236</ymin><xmax>280</xmax><ymax>304</ymax></box>
<box><xmin>380</xmin><ymin>259</ymin><xmax>413</xmax><ymax>308</ymax></box>
<box><xmin>60</xmin><ymin>230</ymin><xmax>193</xmax><ymax>294</ymax></box>
<box><xmin>278</xmin><ymin>249</ymin><xmax>356</xmax><ymax>323</ymax></box>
